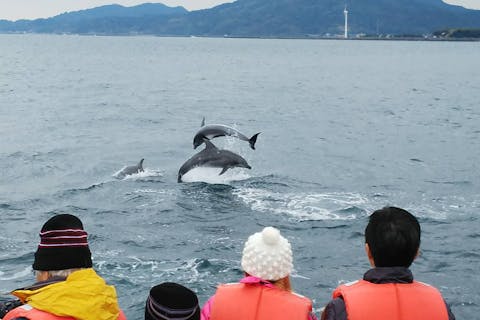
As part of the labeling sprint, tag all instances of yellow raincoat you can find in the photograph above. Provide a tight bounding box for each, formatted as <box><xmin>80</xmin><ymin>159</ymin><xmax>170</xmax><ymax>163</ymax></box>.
<box><xmin>11</xmin><ymin>268</ymin><xmax>122</xmax><ymax>320</ymax></box>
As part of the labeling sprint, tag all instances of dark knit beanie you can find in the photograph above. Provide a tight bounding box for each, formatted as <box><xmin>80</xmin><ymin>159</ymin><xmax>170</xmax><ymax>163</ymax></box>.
<box><xmin>145</xmin><ymin>283</ymin><xmax>200</xmax><ymax>320</ymax></box>
<box><xmin>32</xmin><ymin>214</ymin><xmax>92</xmax><ymax>271</ymax></box>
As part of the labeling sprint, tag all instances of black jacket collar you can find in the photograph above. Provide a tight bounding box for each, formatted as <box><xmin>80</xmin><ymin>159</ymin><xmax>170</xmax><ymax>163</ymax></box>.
<box><xmin>363</xmin><ymin>267</ymin><xmax>414</xmax><ymax>284</ymax></box>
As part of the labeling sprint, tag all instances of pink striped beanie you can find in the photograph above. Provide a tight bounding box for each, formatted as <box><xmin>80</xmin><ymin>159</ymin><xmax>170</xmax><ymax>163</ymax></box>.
<box><xmin>32</xmin><ymin>214</ymin><xmax>92</xmax><ymax>271</ymax></box>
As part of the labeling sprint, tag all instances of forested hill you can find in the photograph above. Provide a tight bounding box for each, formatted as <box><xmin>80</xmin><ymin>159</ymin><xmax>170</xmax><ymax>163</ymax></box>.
<box><xmin>1</xmin><ymin>0</ymin><xmax>480</xmax><ymax>37</ymax></box>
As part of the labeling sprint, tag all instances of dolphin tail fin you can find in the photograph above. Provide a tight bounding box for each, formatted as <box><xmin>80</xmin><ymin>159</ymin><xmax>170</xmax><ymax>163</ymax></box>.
<box><xmin>249</xmin><ymin>133</ymin><xmax>261</xmax><ymax>150</ymax></box>
<box><xmin>201</xmin><ymin>117</ymin><xmax>205</xmax><ymax>127</ymax></box>
<box><xmin>219</xmin><ymin>167</ymin><xmax>228</xmax><ymax>175</ymax></box>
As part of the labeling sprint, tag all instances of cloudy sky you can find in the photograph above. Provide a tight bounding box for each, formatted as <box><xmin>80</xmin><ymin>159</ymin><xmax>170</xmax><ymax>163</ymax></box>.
<box><xmin>0</xmin><ymin>0</ymin><xmax>479</xmax><ymax>21</ymax></box>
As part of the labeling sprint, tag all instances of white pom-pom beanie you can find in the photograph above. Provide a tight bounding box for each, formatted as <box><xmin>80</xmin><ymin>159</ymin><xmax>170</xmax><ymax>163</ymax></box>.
<box><xmin>241</xmin><ymin>226</ymin><xmax>293</xmax><ymax>281</ymax></box>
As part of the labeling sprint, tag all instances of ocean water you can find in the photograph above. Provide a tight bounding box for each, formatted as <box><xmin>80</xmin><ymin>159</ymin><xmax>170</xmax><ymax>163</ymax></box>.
<box><xmin>0</xmin><ymin>34</ymin><xmax>479</xmax><ymax>318</ymax></box>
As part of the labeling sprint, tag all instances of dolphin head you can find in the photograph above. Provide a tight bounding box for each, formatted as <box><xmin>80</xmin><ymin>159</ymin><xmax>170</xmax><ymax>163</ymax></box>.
<box><xmin>193</xmin><ymin>135</ymin><xmax>206</xmax><ymax>149</ymax></box>
<box><xmin>237</xmin><ymin>158</ymin><xmax>252</xmax><ymax>169</ymax></box>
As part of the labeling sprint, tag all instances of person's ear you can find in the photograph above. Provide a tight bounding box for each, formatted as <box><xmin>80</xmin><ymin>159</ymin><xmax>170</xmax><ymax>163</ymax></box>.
<box><xmin>365</xmin><ymin>243</ymin><xmax>375</xmax><ymax>267</ymax></box>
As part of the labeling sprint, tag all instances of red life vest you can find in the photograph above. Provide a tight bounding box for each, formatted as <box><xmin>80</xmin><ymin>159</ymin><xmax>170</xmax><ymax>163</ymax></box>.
<box><xmin>333</xmin><ymin>279</ymin><xmax>449</xmax><ymax>320</ymax></box>
<box><xmin>210</xmin><ymin>283</ymin><xmax>312</xmax><ymax>320</ymax></box>
<box><xmin>3</xmin><ymin>304</ymin><xmax>127</xmax><ymax>320</ymax></box>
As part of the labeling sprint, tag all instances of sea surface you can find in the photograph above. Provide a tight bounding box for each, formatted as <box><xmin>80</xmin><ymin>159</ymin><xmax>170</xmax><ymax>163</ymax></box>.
<box><xmin>0</xmin><ymin>34</ymin><xmax>479</xmax><ymax>319</ymax></box>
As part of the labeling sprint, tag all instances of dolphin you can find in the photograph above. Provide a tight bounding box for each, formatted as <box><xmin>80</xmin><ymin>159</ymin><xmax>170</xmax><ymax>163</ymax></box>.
<box><xmin>193</xmin><ymin>118</ymin><xmax>260</xmax><ymax>150</ymax></box>
<box><xmin>114</xmin><ymin>158</ymin><xmax>144</xmax><ymax>179</ymax></box>
<box><xmin>178</xmin><ymin>140</ymin><xmax>251</xmax><ymax>183</ymax></box>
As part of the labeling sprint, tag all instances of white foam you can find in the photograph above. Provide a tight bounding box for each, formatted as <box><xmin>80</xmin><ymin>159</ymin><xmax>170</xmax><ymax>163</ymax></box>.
<box><xmin>234</xmin><ymin>188</ymin><xmax>369</xmax><ymax>221</ymax></box>
<box><xmin>112</xmin><ymin>166</ymin><xmax>129</xmax><ymax>178</ymax></box>
<box><xmin>95</xmin><ymin>256</ymin><xmax>212</xmax><ymax>284</ymax></box>
<box><xmin>113</xmin><ymin>168</ymin><xmax>163</xmax><ymax>180</ymax></box>
<box><xmin>133</xmin><ymin>188</ymin><xmax>172</xmax><ymax>195</ymax></box>
<box><xmin>181</xmin><ymin>167</ymin><xmax>251</xmax><ymax>184</ymax></box>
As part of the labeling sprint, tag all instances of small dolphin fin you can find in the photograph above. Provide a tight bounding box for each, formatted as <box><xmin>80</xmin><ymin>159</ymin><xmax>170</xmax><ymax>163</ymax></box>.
<box><xmin>249</xmin><ymin>133</ymin><xmax>261</xmax><ymax>150</ymax></box>
<box><xmin>138</xmin><ymin>158</ymin><xmax>144</xmax><ymax>171</ymax></box>
<box><xmin>219</xmin><ymin>167</ymin><xmax>228</xmax><ymax>175</ymax></box>
<box><xmin>201</xmin><ymin>117</ymin><xmax>205</xmax><ymax>127</ymax></box>
<box><xmin>204</xmin><ymin>139</ymin><xmax>218</xmax><ymax>150</ymax></box>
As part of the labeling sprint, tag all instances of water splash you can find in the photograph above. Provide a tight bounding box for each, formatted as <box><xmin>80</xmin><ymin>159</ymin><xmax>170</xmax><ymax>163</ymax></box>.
<box><xmin>113</xmin><ymin>168</ymin><xmax>163</xmax><ymax>180</ymax></box>
<box><xmin>180</xmin><ymin>167</ymin><xmax>251</xmax><ymax>184</ymax></box>
<box><xmin>234</xmin><ymin>188</ymin><xmax>369</xmax><ymax>221</ymax></box>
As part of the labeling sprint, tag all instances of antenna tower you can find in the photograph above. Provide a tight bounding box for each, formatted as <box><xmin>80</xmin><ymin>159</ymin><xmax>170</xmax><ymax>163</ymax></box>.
<box><xmin>343</xmin><ymin>4</ymin><xmax>348</xmax><ymax>38</ymax></box>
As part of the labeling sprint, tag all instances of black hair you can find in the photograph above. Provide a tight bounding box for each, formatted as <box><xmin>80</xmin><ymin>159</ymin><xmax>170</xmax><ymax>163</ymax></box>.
<box><xmin>365</xmin><ymin>207</ymin><xmax>421</xmax><ymax>267</ymax></box>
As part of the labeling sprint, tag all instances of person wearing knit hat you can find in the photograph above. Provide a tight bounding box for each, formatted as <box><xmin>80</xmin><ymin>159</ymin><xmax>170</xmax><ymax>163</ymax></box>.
<box><xmin>32</xmin><ymin>213</ymin><xmax>93</xmax><ymax>272</ymax></box>
<box><xmin>145</xmin><ymin>282</ymin><xmax>200</xmax><ymax>320</ymax></box>
<box><xmin>2</xmin><ymin>214</ymin><xmax>127</xmax><ymax>320</ymax></box>
<box><xmin>201</xmin><ymin>226</ymin><xmax>317</xmax><ymax>320</ymax></box>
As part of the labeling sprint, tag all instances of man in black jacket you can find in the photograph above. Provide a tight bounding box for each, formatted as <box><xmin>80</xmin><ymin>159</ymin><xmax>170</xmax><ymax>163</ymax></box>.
<box><xmin>321</xmin><ymin>206</ymin><xmax>455</xmax><ymax>320</ymax></box>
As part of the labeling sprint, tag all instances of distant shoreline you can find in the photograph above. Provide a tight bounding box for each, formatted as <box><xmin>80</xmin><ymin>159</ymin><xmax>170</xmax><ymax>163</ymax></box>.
<box><xmin>1</xmin><ymin>31</ymin><xmax>479</xmax><ymax>42</ymax></box>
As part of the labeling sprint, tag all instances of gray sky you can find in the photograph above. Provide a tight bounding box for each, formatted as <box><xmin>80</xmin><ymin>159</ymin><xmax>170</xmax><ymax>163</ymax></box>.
<box><xmin>0</xmin><ymin>0</ymin><xmax>478</xmax><ymax>21</ymax></box>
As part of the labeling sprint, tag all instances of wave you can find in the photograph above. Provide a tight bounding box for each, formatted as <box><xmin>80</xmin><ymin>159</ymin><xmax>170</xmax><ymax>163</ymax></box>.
<box><xmin>63</xmin><ymin>182</ymin><xmax>108</xmax><ymax>194</ymax></box>
<box><xmin>95</xmin><ymin>256</ymin><xmax>235</xmax><ymax>285</ymax></box>
<box><xmin>5</xmin><ymin>150</ymin><xmax>68</xmax><ymax>161</ymax></box>
<box><xmin>0</xmin><ymin>265</ymin><xmax>32</xmax><ymax>281</ymax></box>
<box><xmin>0</xmin><ymin>203</ymin><xmax>22</xmax><ymax>211</ymax></box>
<box><xmin>233</xmin><ymin>188</ymin><xmax>369</xmax><ymax>221</ymax></box>
<box><xmin>425</xmin><ymin>180</ymin><xmax>472</xmax><ymax>186</ymax></box>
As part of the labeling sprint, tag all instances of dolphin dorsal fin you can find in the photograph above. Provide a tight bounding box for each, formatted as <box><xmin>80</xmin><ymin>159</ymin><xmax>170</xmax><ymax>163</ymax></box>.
<box><xmin>138</xmin><ymin>158</ymin><xmax>144</xmax><ymax>170</ymax></box>
<box><xmin>201</xmin><ymin>117</ymin><xmax>205</xmax><ymax>127</ymax></box>
<box><xmin>203</xmin><ymin>139</ymin><xmax>218</xmax><ymax>150</ymax></box>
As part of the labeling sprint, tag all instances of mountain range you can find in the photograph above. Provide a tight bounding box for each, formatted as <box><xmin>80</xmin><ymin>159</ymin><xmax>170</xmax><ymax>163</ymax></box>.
<box><xmin>1</xmin><ymin>0</ymin><xmax>480</xmax><ymax>37</ymax></box>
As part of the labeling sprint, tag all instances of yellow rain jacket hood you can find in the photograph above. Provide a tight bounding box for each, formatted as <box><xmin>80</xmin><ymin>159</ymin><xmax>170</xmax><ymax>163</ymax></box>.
<box><xmin>12</xmin><ymin>268</ymin><xmax>121</xmax><ymax>320</ymax></box>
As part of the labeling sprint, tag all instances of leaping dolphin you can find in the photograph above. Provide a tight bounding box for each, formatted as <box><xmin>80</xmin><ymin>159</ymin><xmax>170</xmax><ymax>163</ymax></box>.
<box><xmin>193</xmin><ymin>118</ymin><xmax>260</xmax><ymax>150</ymax></box>
<box><xmin>178</xmin><ymin>140</ymin><xmax>251</xmax><ymax>183</ymax></box>
<box><xmin>114</xmin><ymin>158</ymin><xmax>144</xmax><ymax>179</ymax></box>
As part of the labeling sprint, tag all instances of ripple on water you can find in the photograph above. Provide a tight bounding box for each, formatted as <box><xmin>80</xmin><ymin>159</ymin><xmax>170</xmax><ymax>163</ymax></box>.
<box><xmin>0</xmin><ymin>250</ymin><xmax>34</xmax><ymax>283</ymax></box>
<box><xmin>425</xmin><ymin>180</ymin><xmax>472</xmax><ymax>186</ymax></box>
<box><xmin>60</xmin><ymin>182</ymin><xmax>108</xmax><ymax>197</ymax></box>
<box><xmin>0</xmin><ymin>265</ymin><xmax>32</xmax><ymax>281</ymax></box>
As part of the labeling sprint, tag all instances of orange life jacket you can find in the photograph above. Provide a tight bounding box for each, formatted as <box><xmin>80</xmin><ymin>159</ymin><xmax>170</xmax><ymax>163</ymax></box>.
<box><xmin>333</xmin><ymin>279</ymin><xmax>449</xmax><ymax>320</ymax></box>
<box><xmin>3</xmin><ymin>304</ymin><xmax>127</xmax><ymax>320</ymax></box>
<box><xmin>210</xmin><ymin>283</ymin><xmax>312</xmax><ymax>320</ymax></box>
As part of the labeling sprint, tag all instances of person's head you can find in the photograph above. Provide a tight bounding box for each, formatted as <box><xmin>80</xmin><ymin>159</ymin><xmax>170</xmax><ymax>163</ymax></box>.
<box><xmin>365</xmin><ymin>206</ymin><xmax>421</xmax><ymax>268</ymax></box>
<box><xmin>145</xmin><ymin>282</ymin><xmax>200</xmax><ymax>320</ymax></box>
<box><xmin>33</xmin><ymin>214</ymin><xmax>92</xmax><ymax>281</ymax></box>
<box><xmin>241</xmin><ymin>226</ymin><xmax>293</xmax><ymax>285</ymax></box>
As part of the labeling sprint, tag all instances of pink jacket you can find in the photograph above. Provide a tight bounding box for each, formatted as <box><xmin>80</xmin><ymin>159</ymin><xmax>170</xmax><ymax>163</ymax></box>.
<box><xmin>201</xmin><ymin>276</ymin><xmax>317</xmax><ymax>320</ymax></box>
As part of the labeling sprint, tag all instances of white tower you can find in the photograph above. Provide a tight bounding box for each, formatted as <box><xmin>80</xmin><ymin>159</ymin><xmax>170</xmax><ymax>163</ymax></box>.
<box><xmin>343</xmin><ymin>5</ymin><xmax>348</xmax><ymax>38</ymax></box>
